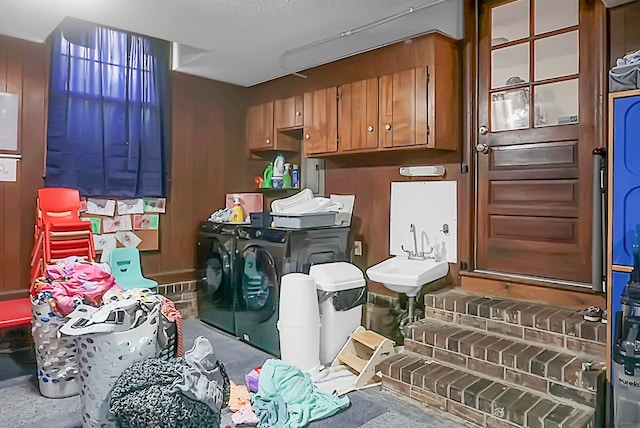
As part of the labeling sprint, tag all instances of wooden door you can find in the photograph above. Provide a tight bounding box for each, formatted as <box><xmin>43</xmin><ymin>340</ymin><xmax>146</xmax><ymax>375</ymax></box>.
<box><xmin>303</xmin><ymin>88</ymin><xmax>337</xmax><ymax>156</ymax></box>
<box><xmin>246</xmin><ymin>102</ymin><xmax>273</xmax><ymax>150</ymax></box>
<box><xmin>476</xmin><ymin>0</ymin><xmax>597</xmax><ymax>284</ymax></box>
<box><xmin>338</xmin><ymin>78</ymin><xmax>378</xmax><ymax>151</ymax></box>
<box><xmin>274</xmin><ymin>96</ymin><xmax>303</xmax><ymax>129</ymax></box>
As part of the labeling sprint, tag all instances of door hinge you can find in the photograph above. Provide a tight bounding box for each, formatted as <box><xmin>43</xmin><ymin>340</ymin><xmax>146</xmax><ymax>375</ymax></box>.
<box><xmin>337</xmin><ymin>92</ymin><xmax>341</xmax><ymax>101</ymax></box>
<box><xmin>460</xmin><ymin>261</ymin><xmax>468</xmax><ymax>271</ymax></box>
<box><xmin>337</xmin><ymin>137</ymin><xmax>341</xmax><ymax>145</ymax></box>
<box><xmin>427</xmin><ymin>72</ymin><xmax>430</xmax><ymax>84</ymax></box>
<box><xmin>427</xmin><ymin>125</ymin><xmax>430</xmax><ymax>136</ymax></box>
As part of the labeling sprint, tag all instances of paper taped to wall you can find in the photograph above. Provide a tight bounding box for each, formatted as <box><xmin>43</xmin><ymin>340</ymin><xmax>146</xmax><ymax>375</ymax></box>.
<box><xmin>0</xmin><ymin>158</ymin><xmax>17</xmax><ymax>182</ymax></box>
<box><xmin>87</xmin><ymin>199</ymin><xmax>116</xmax><ymax>216</ymax></box>
<box><xmin>117</xmin><ymin>199</ymin><xmax>144</xmax><ymax>215</ymax></box>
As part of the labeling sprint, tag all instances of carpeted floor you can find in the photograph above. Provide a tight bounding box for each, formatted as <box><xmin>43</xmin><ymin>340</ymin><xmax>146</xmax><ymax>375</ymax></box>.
<box><xmin>0</xmin><ymin>319</ymin><xmax>468</xmax><ymax>427</ymax></box>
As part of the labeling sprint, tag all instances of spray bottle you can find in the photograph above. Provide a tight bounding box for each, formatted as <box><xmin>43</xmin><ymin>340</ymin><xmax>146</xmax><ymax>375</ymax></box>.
<box><xmin>230</xmin><ymin>194</ymin><xmax>244</xmax><ymax>223</ymax></box>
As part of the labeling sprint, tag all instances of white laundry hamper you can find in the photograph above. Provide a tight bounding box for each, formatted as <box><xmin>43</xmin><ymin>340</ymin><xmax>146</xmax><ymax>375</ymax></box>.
<box><xmin>277</xmin><ymin>273</ymin><xmax>321</xmax><ymax>374</ymax></box>
<box><xmin>31</xmin><ymin>300</ymin><xmax>80</xmax><ymax>398</ymax></box>
<box><xmin>309</xmin><ymin>262</ymin><xmax>367</xmax><ymax>366</ymax></box>
<box><xmin>75</xmin><ymin>304</ymin><xmax>161</xmax><ymax>428</ymax></box>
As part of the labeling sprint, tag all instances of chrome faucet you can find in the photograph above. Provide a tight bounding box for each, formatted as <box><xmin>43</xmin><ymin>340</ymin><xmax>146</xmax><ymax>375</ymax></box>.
<box><xmin>421</xmin><ymin>231</ymin><xmax>434</xmax><ymax>259</ymax></box>
<box><xmin>402</xmin><ymin>224</ymin><xmax>424</xmax><ymax>260</ymax></box>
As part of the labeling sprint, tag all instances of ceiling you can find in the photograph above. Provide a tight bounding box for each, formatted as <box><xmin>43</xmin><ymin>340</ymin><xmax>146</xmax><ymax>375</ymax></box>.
<box><xmin>0</xmin><ymin>0</ymin><xmax>464</xmax><ymax>87</ymax></box>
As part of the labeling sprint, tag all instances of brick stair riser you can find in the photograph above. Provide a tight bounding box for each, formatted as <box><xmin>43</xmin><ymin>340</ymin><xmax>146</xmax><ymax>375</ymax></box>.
<box><xmin>407</xmin><ymin>319</ymin><xmax>602</xmax><ymax>401</ymax></box>
<box><xmin>405</xmin><ymin>337</ymin><xmax>598</xmax><ymax>409</ymax></box>
<box><xmin>379</xmin><ymin>353</ymin><xmax>595</xmax><ymax>428</ymax></box>
<box><xmin>423</xmin><ymin>294</ymin><xmax>606</xmax><ymax>359</ymax></box>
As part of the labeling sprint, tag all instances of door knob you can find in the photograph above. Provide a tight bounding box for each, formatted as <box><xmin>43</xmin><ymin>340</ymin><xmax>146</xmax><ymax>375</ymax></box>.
<box><xmin>266</xmin><ymin>139</ymin><xmax>271</xmax><ymax>145</ymax></box>
<box><xmin>475</xmin><ymin>142</ymin><xmax>489</xmax><ymax>154</ymax></box>
<box><xmin>295</xmin><ymin>111</ymin><xmax>301</xmax><ymax>116</ymax></box>
<box><xmin>367</xmin><ymin>126</ymin><xmax>374</xmax><ymax>132</ymax></box>
<box><xmin>385</xmin><ymin>124</ymin><xmax>391</xmax><ymax>131</ymax></box>
<box><xmin>479</xmin><ymin>125</ymin><xmax>489</xmax><ymax>135</ymax></box>
<box><xmin>305</xmin><ymin>134</ymin><xmax>310</xmax><ymax>139</ymax></box>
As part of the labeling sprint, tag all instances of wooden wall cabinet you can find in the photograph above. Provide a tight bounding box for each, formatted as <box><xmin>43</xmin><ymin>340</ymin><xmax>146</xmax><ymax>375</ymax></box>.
<box><xmin>379</xmin><ymin>68</ymin><xmax>422</xmax><ymax>148</ymax></box>
<box><xmin>247</xmin><ymin>99</ymin><xmax>299</xmax><ymax>152</ymax></box>
<box><xmin>274</xmin><ymin>96</ymin><xmax>303</xmax><ymax>129</ymax></box>
<box><xmin>248</xmin><ymin>33</ymin><xmax>459</xmax><ymax>157</ymax></box>
<box><xmin>337</xmin><ymin>78</ymin><xmax>379</xmax><ymax>152</ymax></box>
<box><xmin>246</xmin><ymin>102</ymin><xmax>274</xmax><ymax>151</ymax></box>
<box><xmin>303</xmin><ymin>87</ymin><xmax>338</xmax><ymax>156</ymax></box>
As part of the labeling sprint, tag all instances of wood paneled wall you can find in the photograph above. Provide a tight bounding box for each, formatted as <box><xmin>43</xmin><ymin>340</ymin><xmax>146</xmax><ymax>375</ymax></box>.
<box><xmin>609</xmin><ymin>1</ymin><xmax>640</xmax><ymax>66</ymax></box>
<box><xmin>247</xmin><ymin>33</ymin><xmax>463</xmax><ymax>295</ymax></box>
<box><xmin>0</xmin><ymin>35</ymin><xmax>248</xmax><ymax>300</ymax></box>
<box><xmin>0</xmin><ymin>36</ymin><xmax>47</xmax><ymax>301</ymax></box>
<box><xmin>140</xmin><ymin>73</ymin><xmax>248</xmax><ymax>283</ymax></box>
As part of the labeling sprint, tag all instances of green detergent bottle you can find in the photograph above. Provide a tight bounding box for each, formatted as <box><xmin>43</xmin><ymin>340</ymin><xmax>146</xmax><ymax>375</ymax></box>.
<box><xmin>262</xmin><ymin>164</ymin><xmax>273</xmax><ymax>188</ymax></box>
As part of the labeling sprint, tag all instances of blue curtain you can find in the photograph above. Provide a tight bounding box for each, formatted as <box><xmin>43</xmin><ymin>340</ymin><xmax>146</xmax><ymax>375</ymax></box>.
<box><xmin>45</xmin><ymin>20</ymin><xmax>170</xmax><ymax>197</ymax></box>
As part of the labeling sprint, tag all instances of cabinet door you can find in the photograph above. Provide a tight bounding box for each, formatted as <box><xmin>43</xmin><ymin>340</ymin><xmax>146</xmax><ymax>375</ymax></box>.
<box><xmin>303</xmin><ymin>88</ymin><xmax>338</xmax><ymax>156</ymax></box>
<box><xmin>338</xmin><ymin>78</ymin><xmax>378</xmax><ymax>151</ymax></box>
<box><xmin>611</xmin><ymin>95</ymin><xmax>640</xmax><ymax>267</ymax></box>
<box><xmin>379</xmin><ymin>68</ymin><xmax>427</xmax><ymax>148</ymax></box>
<box><xmin>274</xmin><ymin>96</ymin><xmax>303</xmax><ymax>129</ymax></box>
<box><xmin>246</xmin><ymin>102</ymin><xmax>274</xmax><ymax>150</ymax></box>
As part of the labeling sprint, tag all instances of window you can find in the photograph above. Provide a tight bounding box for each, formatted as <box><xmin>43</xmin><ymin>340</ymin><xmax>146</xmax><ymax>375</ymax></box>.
<box><xmin>45</xmin><ymin>20</ymin><xmax>170</xmax><ymax>197</ymax></box>
<box><xmin>489</xmin><ymin>0</ymin><xmax>579</xmax><ymax>131</ymax></box>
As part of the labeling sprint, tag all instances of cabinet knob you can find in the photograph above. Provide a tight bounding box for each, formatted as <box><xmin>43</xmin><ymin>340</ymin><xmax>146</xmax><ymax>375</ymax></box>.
<box><xmin>295</xmin><ymin>111</ymin><xmax>301</xmax><ymax>116</ymax></box>
<box><xmin>385</xmin><ymin>124</ymin><xmax>391</xmax><ymax>131</ymax></box>
<box><xmin>305</xmin><ymin>134</ymin><xmax>310</xmax><ymax>139</ymax></box>
<box><xmin>367</xmin><ymin>126</ymin><xmax>374</xmax><ymax>132</ymax></box>
<box><xmin>266</xmin><ymin>139</ymin><xmax>271</xmax><ymax>145</ymax></box>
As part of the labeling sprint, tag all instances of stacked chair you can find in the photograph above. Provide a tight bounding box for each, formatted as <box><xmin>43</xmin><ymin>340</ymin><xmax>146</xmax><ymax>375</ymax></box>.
<box><xmin>30</xmin><ymin>188</ymin><xmax>96</xmax><ymax>284</ymax></box>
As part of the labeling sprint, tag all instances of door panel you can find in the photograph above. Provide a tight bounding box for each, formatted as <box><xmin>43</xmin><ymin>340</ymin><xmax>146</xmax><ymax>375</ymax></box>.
<box><xmin>246</xmin><ymin>102</ymin><xmax>273</xmax><ymax>150</ymax></box>
<box><xmin>338</xmin><ymin>78</ymin><xmax>378</xmax><ymax>151</ymax></box>
<box><xmin>476</xmin><ymin>0</ymin><xmax>593</xmax><ymax>283</ymax></box>
<box><xmin>611</xmin><ymin>96</ymin><xmax>640</xmax><ymax>267</ymax></box>
<box><xmin>303</xmin><ymin>88</ymin><xmax>338</xmax><ymax>156</ymax></box>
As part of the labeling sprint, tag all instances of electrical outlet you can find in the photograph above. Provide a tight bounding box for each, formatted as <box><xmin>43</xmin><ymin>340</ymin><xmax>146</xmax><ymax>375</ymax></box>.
<box><xmin>353</xmin><ymin>240</ymin><xmax>363</xmax><ymax>256</ymax></box>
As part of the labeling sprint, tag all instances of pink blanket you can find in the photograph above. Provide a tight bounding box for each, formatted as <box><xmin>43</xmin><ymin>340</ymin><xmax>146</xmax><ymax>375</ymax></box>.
<box><xmin>34</xmin><ymin>256</ymin><xmax>120</xmax><ymax>316</ymax></box>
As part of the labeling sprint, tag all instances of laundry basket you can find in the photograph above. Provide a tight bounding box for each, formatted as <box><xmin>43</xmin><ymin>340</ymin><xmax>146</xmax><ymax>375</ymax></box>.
<box><xmin>31</xmin><ymin>300</ymin><xmax>79</xmax><ymax>398</ymax></box>
<box><xmin>75</xmin><ymin>304</ymin><xmax>160</xmax><ymax>428</ymax></box>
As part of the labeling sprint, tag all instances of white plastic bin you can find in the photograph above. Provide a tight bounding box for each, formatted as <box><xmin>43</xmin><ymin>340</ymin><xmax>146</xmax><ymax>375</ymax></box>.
<box><xmin>277</xmin><ymin>273</ymin><xmax>320</xmax><ymax>374</ymax></box>
<box><xmin>309</xmin><ymin>262</ymin><xmax>367</xmax><ymax>365</ymax></box>
<box><xmin>31</xmin><ymin>300</ymin><xmax>80</xmax><ymax>398</ymax></box>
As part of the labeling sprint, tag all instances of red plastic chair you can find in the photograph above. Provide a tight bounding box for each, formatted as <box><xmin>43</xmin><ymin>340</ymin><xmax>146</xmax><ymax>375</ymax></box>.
<box><xmin>30</xmin><ymin>188</ymin><xmax>95</xmax><ymax>278</ymax></box>
<box><xmin>37</xmin><ymin>187</ymin><xmax>83</xmax><ymax>226</ymax></box>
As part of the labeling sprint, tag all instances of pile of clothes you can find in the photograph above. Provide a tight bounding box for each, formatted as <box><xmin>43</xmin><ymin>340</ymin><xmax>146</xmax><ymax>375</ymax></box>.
<box><xmin>610</xmin><ymin>48</ymin><xmax>640</xmax><ymax>92</ymax></box>
<box><xmin>32</xmin><ymin>256</ymin><xmax>120</xmax><ymax>316</ymax></box>
<box><xmin>109</xmin><ymin>336</ymin><xmax>230</xmax><ymax>428</ymax></box>
<box><xmin>227</xmin><ymin>359</ymin><xmax>350</xmax><ymax>428</ymax></box>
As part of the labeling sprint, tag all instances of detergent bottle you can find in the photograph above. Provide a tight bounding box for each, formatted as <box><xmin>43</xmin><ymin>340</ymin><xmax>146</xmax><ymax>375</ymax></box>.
<box><xmin>230</xmin><ymin>194</ymin><xmax>244</xmax><ymax>223</ymax></box>
<box><xmin>262</xmin><ymin>164</ymin><xmax>273</xmax><ymax>188</ymax></box>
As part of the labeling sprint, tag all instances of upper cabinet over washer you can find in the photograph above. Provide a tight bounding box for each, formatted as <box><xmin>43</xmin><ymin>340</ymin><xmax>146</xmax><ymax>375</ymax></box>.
<box><xmin>245</xmin><ymin>32</ymin><xmax>460</xmax><ymax>157</ymax></box>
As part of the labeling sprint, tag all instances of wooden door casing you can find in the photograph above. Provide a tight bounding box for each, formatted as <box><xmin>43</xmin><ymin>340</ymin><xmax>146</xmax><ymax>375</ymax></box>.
<box><xmin>475</xmin><ymin>0</ymin><xmax>602</xmax><ymax>284</ymax></box>
<box><xmin>303</xmin><ymin>87</ymin><xmax>338</xmax><ymax>156</ymax></box>
<box><xmin>338</xmin><ymin>78</ymin><xmax>378</xmax><ymax>151</ymax></box>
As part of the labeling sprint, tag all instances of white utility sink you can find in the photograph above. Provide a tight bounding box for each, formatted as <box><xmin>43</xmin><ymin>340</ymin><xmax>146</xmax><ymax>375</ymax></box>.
<box><xmin>366</xmin><ymin>256</ymin><xmax>450</xmax><ymax>297</ymax></box>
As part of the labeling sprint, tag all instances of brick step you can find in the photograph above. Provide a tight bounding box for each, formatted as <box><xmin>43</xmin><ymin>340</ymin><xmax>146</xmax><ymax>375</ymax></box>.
<box><xmin>407</xmin><ymin>317</ymin><xmax>603</xmax><ymax>403</ymax></box>
<box><xmin>379</xmin><ymin>353</ymin><xmax>595</xmax><ymax>428</ymax></box>
<box><xmin>423</xmin><ymin>289</ymin><xmax>606</xmax><ymax>358</ymax></box>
